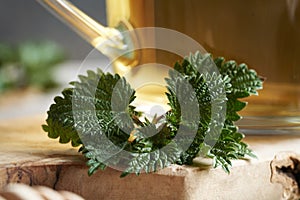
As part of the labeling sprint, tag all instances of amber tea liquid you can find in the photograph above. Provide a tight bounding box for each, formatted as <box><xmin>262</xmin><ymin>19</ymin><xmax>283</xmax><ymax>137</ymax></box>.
<box><xmin>106</xmin><ymin>0</ymin><xmax>300</xmax><ymax>132</ymax></box>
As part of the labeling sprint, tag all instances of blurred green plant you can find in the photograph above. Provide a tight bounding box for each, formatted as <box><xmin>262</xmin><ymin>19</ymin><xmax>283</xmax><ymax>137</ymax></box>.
<box><xmin>0</xmin><ymin>41</ymin><xmax>65</xmax><ymax>93</ymax></box>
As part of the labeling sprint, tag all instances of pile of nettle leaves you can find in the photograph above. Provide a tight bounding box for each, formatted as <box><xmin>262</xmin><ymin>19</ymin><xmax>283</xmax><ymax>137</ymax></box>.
<box><xmin>42</xmin><ymin>52</ymin><xmax>262</xmax><ymax>177</ymax></box>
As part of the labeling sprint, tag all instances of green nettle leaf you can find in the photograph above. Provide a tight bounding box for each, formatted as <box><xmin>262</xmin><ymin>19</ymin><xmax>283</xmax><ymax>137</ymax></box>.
<box><xmin>214</xmin><ymin>57</ymin><xmax>263</xmax><ymax>98</ymax></box>
<box><xmin>43</xmin><ymin>51</ymin><xmax>263</xmax><ymax>177</ymax></box>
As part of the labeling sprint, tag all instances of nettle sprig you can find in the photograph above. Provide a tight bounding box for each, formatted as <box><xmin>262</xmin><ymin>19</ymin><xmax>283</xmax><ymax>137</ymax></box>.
<box><xmin>42</xmin><ymin>51</ymin><xmax>262</xmax><ymax>177</ymax></box>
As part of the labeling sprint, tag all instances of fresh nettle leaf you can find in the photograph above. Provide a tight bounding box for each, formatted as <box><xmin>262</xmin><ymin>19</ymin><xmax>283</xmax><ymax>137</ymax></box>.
<box><xmin>43</xmin><ymin>51</ymin><xmax>263</xmax><ymax>177</ymax></box>
<box><xmin>214</xmin><ymin>57</ymin><xmax>263</xmax><ymax>122</ymax></box>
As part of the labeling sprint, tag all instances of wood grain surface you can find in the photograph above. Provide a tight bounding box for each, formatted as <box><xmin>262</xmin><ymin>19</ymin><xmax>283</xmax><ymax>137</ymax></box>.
<box><xmin>0</xmin><ymin>115</ymin><xmax>299</xmax><ymax>199</ymax></box>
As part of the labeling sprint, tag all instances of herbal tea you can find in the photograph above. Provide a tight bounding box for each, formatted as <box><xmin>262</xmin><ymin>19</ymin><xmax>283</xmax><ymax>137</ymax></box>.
<box><xmin>106</xmin><ymin>0</ymin><xmax>300</xmax><ymax>131</ymax></box>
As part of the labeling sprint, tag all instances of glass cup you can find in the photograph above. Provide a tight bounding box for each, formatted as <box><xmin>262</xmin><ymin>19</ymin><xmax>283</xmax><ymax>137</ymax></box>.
<box><xmin>38</xmin><ymin>0</ymin><xmax>300</xmax><ymax>133</ymax></box>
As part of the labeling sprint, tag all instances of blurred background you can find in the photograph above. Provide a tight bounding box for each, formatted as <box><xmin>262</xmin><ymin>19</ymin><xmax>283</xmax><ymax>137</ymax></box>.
<box><xmin>0</xmin><ymin>0</ymin><xmax>109</xmax><ymax>119</ymax></box>
<box><xmin>0</xmin><ymin>0</ymin><xmax>107</xmax><ymax>59</ymax></box>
